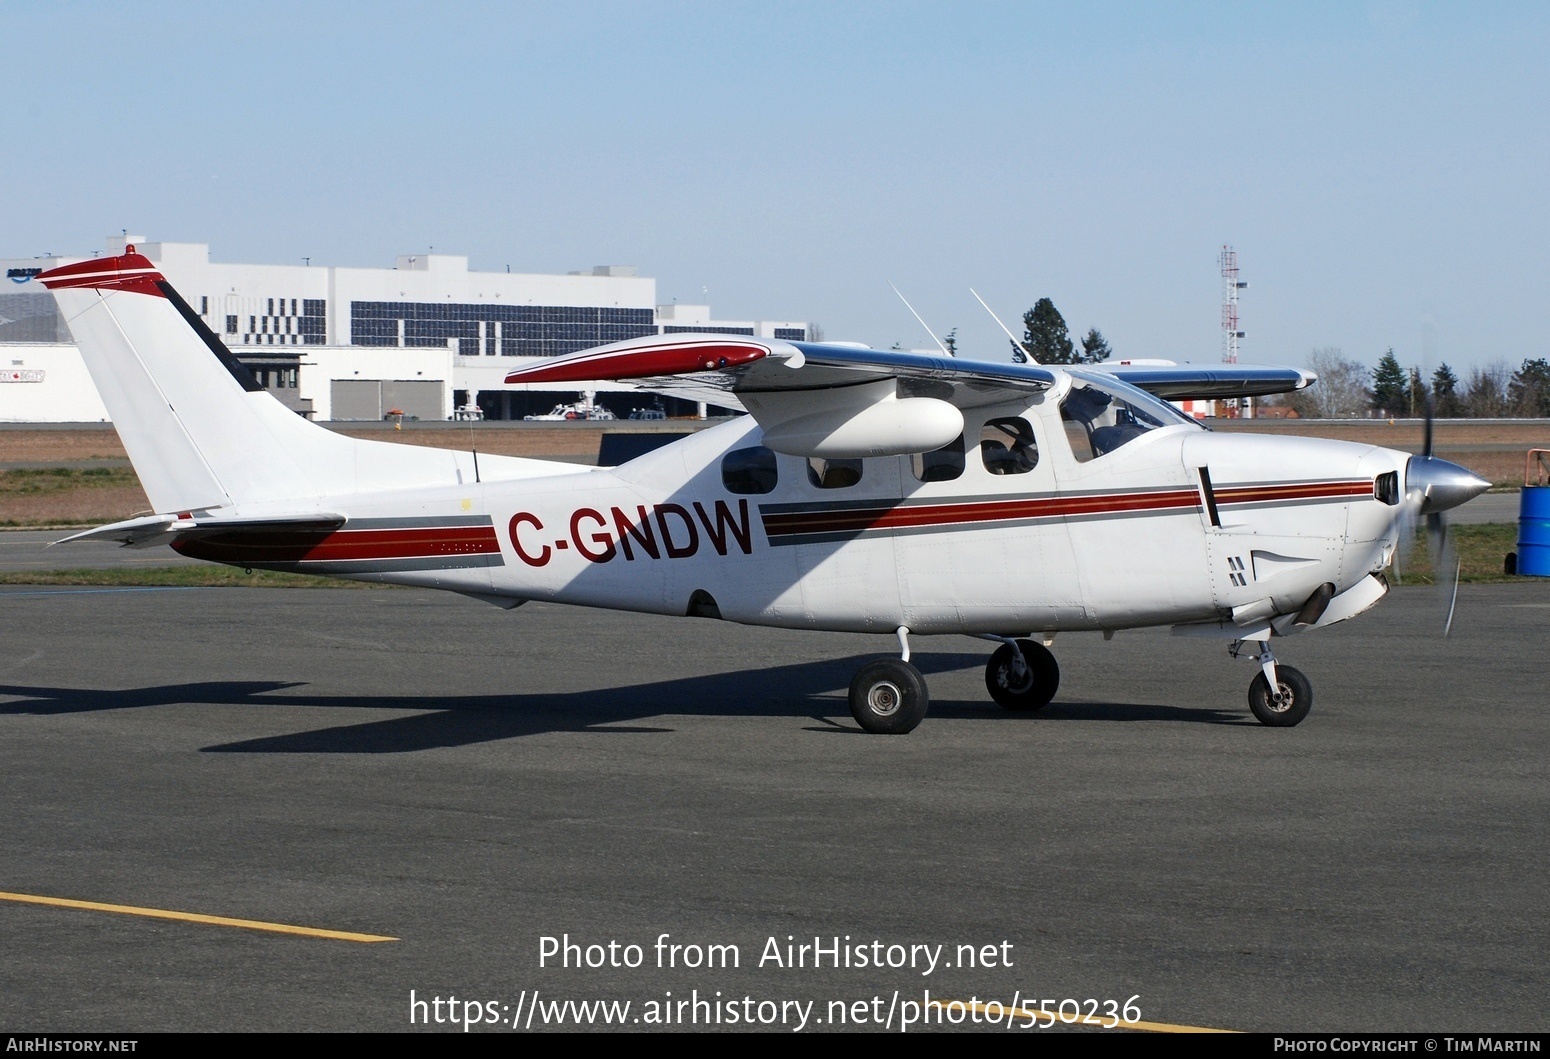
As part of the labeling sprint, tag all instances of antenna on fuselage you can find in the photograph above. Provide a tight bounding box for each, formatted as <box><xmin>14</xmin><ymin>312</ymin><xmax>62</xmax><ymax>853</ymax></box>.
<box><xmin>888</xmin><ymin>281</ymin><xmax>952</xmax><ymax>357</ymax></box>
<box><xmin>970</xmin><ymin>288</ymin><xmax>1034</xmax><ymax>364</ymax></box>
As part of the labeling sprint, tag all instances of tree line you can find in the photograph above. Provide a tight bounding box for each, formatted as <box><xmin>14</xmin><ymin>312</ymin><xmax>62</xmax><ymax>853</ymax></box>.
<box><xmin>1275</xmin><ymin>349</ymin><xmax>1550</xmax><ymax>419</ymax></box>
<box><xmin>941</xmin><ymin>296</ymin><xmax>1111</xmax><ymax>364</ymax></box>
<box><xmin>952</xmin><ymin>297</ymin><xmax>1550</xmax><ymax>419</ymax></box>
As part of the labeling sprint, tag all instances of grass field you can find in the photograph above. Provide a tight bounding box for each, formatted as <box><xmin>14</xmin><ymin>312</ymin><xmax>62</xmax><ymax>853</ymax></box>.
<box><xmin>0</xmin><ymin>466</ymin><xmax>149</xmax><ymax>527</ymax></box>
<box><xmin>1390</xmin><ymin>522</ymin><xmax>1527</xmax><ymax>584</ymax></box>
<box><xmin>0</xmin><ymin>565</ymin><xmax>378</xmax><ymax>588</ymax></box>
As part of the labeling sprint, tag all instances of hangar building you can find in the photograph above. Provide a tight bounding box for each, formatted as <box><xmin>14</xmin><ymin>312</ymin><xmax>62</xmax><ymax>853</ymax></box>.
<box><xmin>0</xmin><ymin>236</ymin><xmax>812</xmax><ymax>422</ymax></box>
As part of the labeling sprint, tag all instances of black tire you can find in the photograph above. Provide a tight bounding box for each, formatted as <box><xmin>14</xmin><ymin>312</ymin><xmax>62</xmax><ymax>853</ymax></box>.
<box><xmin>985</xmin><ymin>639</ymin><xmax>1060</xmax><ymax>711</ymax></box>
<box><xmin>848</xmin><ymin>658</ymin><xmax>929</xmax><ymax>734</ymax></box>
<box><xmin>1248</xmin><ymin>665</ymin><xmax>1313</xmax><ymax>727</ymax></box>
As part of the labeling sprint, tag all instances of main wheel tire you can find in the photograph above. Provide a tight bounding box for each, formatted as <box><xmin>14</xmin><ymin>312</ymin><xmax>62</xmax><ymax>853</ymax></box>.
<box><xmin>1248</xmin><ymin>665</ymin><xmax>1313</xmax><ymax>727</ymax></box>
<box><xmin>849</xmin><ymin>658</ymin><xmax>929</xmax><ymax>734</ymax></box>
<box><xmin>985</xmin><ymin>639</ymin><xmax>1060</xmax><ymax>711</ymax></box>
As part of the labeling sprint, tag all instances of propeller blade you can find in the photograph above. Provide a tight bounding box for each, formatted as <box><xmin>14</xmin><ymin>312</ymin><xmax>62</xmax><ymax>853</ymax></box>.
<box><xmin>1422</xmin><ymin>391</ymin><xmax>1434</xmax><ymax>459</ymax></box>
<box><xmin>1427</xmin><ymin>509</ymin><xmax>1461</xmax><ymax>637</ymax></box>
<box><xmin>1443</xmin><ymin>553</ymin><xmax>1462</xmax><ymax>637</ymax></box>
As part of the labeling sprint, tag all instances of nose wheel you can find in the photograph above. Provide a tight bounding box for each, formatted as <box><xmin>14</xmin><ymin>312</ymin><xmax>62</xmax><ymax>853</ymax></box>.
<box><xmin>1248</xmin><ymin>666</ymin><xmax>1313</xmax><ymax>726</ymax></box>
<box><xmin>1235</xmin><ymin>639</ymin><xmax>1313</xmax><ymax>726</ymax></box>
<box><xmin>985</xmin><ymin>638</ymin><xmax>1060</xmax><ymax>711</ymax></box>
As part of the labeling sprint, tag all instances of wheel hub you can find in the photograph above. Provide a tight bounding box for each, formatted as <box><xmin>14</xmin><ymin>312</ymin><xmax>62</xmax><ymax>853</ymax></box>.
<box><xmin>998</xmin><ymin>663</ymin><xmax>1033</xmax><ymax>694</ymax></box>
<box><xmin>1267</xmin><ymin>684</ymin><xmax>1295</xmax><ymax>712</ymax></box>
<box><xmin>867</xmin><ymin>681</ymin><xmax>902</xmax><ymax>717</ymax></box>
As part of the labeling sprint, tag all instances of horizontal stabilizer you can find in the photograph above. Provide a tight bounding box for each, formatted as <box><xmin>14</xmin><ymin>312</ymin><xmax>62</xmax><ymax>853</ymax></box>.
<box><xmin>55</xmin><ymin>512</ymin><xmax>346</xmax><ymax>549</ymax></box>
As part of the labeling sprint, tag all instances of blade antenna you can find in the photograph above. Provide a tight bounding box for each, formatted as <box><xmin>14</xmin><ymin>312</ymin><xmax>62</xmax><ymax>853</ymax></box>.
<box><xmin>888</xmin><ymin>282</ymin><xmax>951</xmax><ymax>356</ymax></box>
<box><xmin>970</xmin><ymin>288</ymin><xmax>1035</xmax><ymax>363</ymax></box>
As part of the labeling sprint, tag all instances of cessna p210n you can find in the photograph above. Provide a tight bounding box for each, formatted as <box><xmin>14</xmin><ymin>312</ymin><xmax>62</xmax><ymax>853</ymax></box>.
<box><xmin>39</xmin><ymin>249</ymin><xmax>1489</xmax><ymax>734</ymax></box>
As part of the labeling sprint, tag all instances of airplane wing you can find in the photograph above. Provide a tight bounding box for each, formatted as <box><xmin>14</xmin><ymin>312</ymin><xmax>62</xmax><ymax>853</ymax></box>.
<box><xmin>1092</xmin><ymin>362</ymin><xmax>1316</xmax><ymax>399</ymax></box>
<box><xmin>504</xmin><ymin>334</ymin><xmax>1056</xmax><ymax>397</ymax></box>
<box><xmin>504</xmin><ymin>334</ymin><xmax>1059</xmax><ymax>458</ymax></box>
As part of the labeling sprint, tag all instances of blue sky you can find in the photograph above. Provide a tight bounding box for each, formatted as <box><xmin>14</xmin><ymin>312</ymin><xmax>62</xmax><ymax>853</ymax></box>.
<box><xmin>5</xmin><ymin>1</ymin><xmax>1546</xmax><ymax>372</ymax></box>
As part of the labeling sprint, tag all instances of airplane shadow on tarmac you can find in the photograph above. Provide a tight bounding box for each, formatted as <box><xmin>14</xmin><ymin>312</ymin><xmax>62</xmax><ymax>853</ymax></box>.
<box><xmin>0</xmin><ymin>653</ymin><xmax>1249</xmax><ymax>753</ymax></box>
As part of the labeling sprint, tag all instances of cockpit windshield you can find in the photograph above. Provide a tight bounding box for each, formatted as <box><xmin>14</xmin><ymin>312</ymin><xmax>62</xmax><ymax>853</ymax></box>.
<box><xmin>1060</xmin><ymin>370</ymin><xmax>1201</xmax><ymax>463</ymax></box>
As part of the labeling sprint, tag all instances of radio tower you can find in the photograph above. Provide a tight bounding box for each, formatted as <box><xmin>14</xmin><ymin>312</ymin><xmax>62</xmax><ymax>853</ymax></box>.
<box><xmin>1219</xmin><ymin>246</ymin><xmax>1249</xmax><ymax>417</ymax></box>
<box><xmin>1219</xmin><ymin>245</ymin><xmax>1246</xmax><ymax>364</ymax></box>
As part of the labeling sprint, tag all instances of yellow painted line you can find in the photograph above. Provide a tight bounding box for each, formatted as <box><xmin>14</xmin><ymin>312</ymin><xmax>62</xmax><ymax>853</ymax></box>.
<box><xmin>0</xmin><ymin>890</ymin><xmax>397</xmax><ymax>943</ymax></box>
<box><xmin>931</xmin><ymin>999</ymin><xmax>1238</xmax><ymax>1033</ymax></box>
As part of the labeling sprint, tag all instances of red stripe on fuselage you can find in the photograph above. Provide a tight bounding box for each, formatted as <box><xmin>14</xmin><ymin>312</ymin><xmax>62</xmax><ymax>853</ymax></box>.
<box><xmin>173</xmin><ymin>526</ymin><xmax>500</xmax><ymax>564</ymax></box>
<box><xmin>1214</xmin><ymin>480</ymin><xmax>1373</xmax><ymax>505</ymax></box>
<box><xmin>761</xmin><ymin>480</ymin><xmax>1374</xmax><ymax>539</ymax></box>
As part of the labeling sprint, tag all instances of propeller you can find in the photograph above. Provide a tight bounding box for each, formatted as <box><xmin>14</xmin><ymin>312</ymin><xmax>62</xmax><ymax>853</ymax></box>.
<box><xmin>1399</xmin><ymin>396</ymin><xmax>1489</xmax><ymax>635</ymax></box>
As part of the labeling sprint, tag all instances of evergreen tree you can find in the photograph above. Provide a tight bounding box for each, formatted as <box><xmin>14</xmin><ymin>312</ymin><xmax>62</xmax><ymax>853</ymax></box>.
<box><xmin>1079</xmin><ymin>327</ymin><xmax>1113</xmax><ymax>364</ymax></box>
<box><xmin>1370</xmin><ymin>349</ymin><xmax>1407</xmax><ymax>415</ymax></box>
<box><xmin>942</xmin><ymin>327</ymin><xmax>958</xmax><ymax>358</ymax></box>
<box><xmin>1508</xmin><ymin>357</ymin><xmax>1550</xmax><ymax>417</ymax></box>
<box><xmin>1020</xmin><ymin>298</ymin><xmax>1076</xmax><ymax>364</ymax></box>
<box><xmin>1431</xmin><ymin>363</ymin><xmax>1461</xmax><ymax>417</ymax></box>
<box><xmin>1406</xmin><ymin>367</ymin><xmax>1428</xmax><ymax>418</ymax></box>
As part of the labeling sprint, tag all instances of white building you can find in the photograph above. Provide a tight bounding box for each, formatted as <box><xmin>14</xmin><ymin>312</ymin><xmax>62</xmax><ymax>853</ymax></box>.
<box><xmin>0</xmin><ymin>237</ymin><xmax>812</xmax><ymax>422</ymax></box>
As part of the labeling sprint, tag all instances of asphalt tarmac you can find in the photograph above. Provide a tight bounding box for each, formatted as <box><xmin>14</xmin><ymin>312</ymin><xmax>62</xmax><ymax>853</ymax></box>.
<box><xmin>1</xmin><ymin>582</ymin><xmax>1546</xmax><ymax>1033</ymax></box>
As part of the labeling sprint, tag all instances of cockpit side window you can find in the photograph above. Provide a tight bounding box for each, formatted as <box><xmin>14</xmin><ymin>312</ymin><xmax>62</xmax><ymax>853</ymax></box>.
<box><xmin>1060</xmin><ymin>372</ymin><xmax>1196</xmax><ymax>463</ymax></box>
<box><xmin>980</xmin><ymin>417</ymin><xmax>1039</xmax><ymax>475</ymax></box>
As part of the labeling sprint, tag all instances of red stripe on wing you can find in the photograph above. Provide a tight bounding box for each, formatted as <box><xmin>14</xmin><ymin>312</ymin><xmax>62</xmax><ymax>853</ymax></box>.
<box><xmin>504</xmin><ymin>341</ymin><xmax>767</xmax><ymax>383</ymax></box>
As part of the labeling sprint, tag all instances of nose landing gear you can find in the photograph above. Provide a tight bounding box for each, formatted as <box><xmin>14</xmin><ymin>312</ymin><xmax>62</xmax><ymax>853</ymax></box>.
<box><xmin>1234</xmin><ymin>639</ymin><xmax>1313</xmax><ymax>726</ymax></box>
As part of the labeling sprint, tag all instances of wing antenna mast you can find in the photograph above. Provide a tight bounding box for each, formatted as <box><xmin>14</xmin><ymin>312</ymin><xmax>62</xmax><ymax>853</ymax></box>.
<box><xmin>888</xmin><ymin>281</ymin><xmax>952</xmax><ymax>357</ymax></box>
<box><xmin>970</xmin><ymin>288</ymin><xmax>1033</xmax><ymax>363</ymax></box>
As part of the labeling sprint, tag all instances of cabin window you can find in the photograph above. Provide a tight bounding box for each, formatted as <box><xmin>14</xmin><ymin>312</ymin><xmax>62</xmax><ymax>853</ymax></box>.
<box><xmin>721</xmin><ymin>446</ymin><xmax>778</xmax><ymax>495</ymax></box>
<box><xmin>807</xmin><ymin>457</ymin><xmax>863</xmax><ymax>489</ymax></box>
<box><xmin>1060</xmin><ymin>371</ymin><xmax>1196</xmax><ymax>463</ymax></box>
<box><xmin>980</xmin><ymin>418</ymin><xmax>1039</xmax><ymax>475</ymax></box>
<box><xmin>912</xmin><ymin>434</ymin><xmax>965</xmax><ymax>482</ymax></box>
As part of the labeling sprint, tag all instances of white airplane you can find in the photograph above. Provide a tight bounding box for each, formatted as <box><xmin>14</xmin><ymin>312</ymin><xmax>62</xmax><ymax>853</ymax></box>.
<box><xmin>39</xmin><ymin>248</ymin><xmax>1490</xmax><ymax>733</ymax></box>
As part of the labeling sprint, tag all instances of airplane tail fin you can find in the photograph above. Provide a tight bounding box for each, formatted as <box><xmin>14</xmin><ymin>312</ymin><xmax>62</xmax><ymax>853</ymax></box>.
<box><xmin>40</xmin><ymin>248</ymin><xmax>556</xmax><ymax>514</ymax></box>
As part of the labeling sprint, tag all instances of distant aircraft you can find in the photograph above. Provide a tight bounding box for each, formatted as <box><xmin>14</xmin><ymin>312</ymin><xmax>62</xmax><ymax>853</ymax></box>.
<box><xmin>40</xmin><ymin>248</ymin><xmax>1488</xmax><ymax>732</ymax></box>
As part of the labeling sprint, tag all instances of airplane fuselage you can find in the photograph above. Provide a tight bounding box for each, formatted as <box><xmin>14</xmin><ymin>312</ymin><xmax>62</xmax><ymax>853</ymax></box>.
<box><xmin>176</xmin><ymin>401</ymin><xmax>1408</xmax><ymax>640</ymax></box>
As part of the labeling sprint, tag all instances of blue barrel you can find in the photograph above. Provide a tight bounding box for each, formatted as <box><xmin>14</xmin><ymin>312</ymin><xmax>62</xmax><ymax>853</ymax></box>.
<box><xmin>1520</xmin><ymin>486</ymin><xmax>1550</xmax><ymax>577</ymax></box>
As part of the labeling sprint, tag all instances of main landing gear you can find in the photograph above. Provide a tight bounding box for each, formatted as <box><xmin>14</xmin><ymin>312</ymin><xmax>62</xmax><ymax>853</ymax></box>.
<box><xmin>848</xmin><ymin>627</ymin><xmax>930</xmax><ymax>734</ymax></box>
<box><xmin>984</xmin><ymin>638</ymin><xmax>1060</xmax><ymax>711</ymax></box>
<box><xmin>847</xmin><ymin>628</ymin><xmax>1066</xmax><ymax>734</ymax></box>
<box><xmin>1233</xmin><ymin>639</ymin><xmax>1313</xmax><ymax>727</ymax></box>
